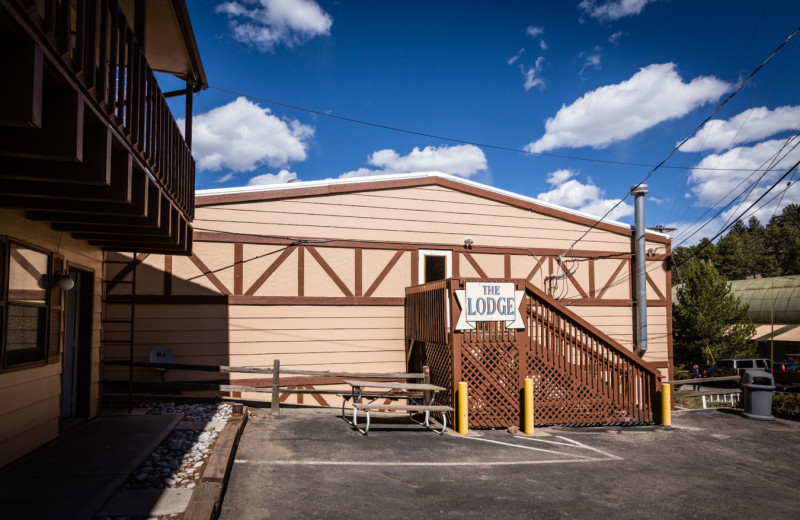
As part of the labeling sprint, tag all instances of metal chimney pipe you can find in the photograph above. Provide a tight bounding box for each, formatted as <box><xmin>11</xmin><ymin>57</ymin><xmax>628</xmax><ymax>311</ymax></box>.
<box><xmin>631</xmin><ymin>184</ymin><xmax>648</xmax><ymax>355</ymax></box>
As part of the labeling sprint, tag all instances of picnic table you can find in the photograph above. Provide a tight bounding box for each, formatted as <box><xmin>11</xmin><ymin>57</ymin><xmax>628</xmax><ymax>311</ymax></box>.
<box><xmin>342</xmin><ymin>379</ymin><xmax>453</xmax><ymax>435</ymax></box>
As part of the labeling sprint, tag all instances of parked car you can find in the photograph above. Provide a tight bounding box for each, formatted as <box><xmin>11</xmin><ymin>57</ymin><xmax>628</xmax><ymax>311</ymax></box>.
<box><xmin>711</xmin><ymin>358</ymin><xmax>771</xmax><ymax>378</ymax></box>
<box><xmin>774</xmin><ymin>361</ymin><xmax>800</xmax><ymax>390</ymax></box>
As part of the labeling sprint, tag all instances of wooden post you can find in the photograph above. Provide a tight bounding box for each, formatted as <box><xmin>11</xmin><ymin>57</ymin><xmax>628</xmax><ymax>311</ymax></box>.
<box><xmin>271</xmin><ymin>359</ymin><xmax>280</xmax><ymax>416</ymax></box>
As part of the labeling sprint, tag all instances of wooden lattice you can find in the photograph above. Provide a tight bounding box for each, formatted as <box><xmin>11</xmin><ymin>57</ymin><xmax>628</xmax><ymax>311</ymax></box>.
<box><xmin>405</xmin><ymin>278</ymin><xmax>659</xmax><ymax>428</ymax></box>
<box><xmin>461</xmin><ymin>341</ymin><xmax>520</xmax><ymax>428</ymax></box>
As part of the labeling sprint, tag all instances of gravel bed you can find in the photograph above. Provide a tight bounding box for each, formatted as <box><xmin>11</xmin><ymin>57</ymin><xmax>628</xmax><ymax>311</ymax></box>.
<box><xmin>97</xmin><ymin>402</ymin><xmax>233</xmax><ymax>520</ymax></box>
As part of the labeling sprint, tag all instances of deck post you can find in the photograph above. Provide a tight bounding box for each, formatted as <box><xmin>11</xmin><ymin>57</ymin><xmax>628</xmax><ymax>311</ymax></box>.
<box><xmin>271</xmin><ymin>359</ymin><xmax>280</xmax><ymax>416</ymax></box>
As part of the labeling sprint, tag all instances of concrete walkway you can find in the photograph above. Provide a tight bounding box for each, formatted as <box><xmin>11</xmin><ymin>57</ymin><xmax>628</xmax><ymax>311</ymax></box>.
<box><xmin>0</xmin><ymin>414</ymin><xmax>181</xmax><ymax>520</ymax></box>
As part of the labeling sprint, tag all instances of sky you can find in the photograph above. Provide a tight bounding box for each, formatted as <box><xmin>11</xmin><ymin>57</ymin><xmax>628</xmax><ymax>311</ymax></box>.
<box><xmin>165</xmin><ymin>0</ymin><xmax>800</xmax><ymax>248</ymax></box>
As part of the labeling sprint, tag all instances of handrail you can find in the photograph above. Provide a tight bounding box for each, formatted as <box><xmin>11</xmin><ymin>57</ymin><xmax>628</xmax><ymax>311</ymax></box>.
<box><xmin>525</xmin><ymin>281</ymin><xmax>661</xmax><ymax>378</ymax></box>
<box><xmin>11</xmin><ymin>0</ymin><xmax>195</xmax><ymax>219</ymax></box>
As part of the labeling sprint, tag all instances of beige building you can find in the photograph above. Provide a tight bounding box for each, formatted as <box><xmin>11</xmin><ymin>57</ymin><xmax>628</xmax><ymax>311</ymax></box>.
<box><xmin>103</xmin><ymin>173</ymin><xmax>673</xmax><ymax>405</ymax></box>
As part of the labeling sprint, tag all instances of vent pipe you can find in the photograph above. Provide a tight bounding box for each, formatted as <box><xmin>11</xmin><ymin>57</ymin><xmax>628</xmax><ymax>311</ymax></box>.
<box><xmin>631</xmin><ymin>184</ymin><xmax>648</xmax><ymax>355</ymax></box>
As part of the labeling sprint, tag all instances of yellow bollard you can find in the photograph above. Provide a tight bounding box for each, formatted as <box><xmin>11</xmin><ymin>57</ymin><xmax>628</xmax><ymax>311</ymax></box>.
<box><xmin>661</xmin><ymin>383</ymin><xmax>671</xmax><ymax>427</ymax></box>
<box><xmin>524</xmin><ymin>378</ymin><xmax>534</xmax><ymax>434</ymax></box>
<box><xmin>458</xmin><ymin>381</ymin><xmax>468</xmax><ymax>434</ymax></box>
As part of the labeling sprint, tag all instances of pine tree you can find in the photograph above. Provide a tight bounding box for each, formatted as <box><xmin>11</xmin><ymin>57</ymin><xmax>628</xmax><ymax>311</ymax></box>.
<box><xmin>673</xmin><ymin>262</ymin><xmax>756</xmax><ymax>364</ymax></box>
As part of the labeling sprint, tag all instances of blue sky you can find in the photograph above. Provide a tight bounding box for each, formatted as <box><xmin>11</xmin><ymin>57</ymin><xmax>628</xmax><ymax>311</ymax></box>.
<box><xmin>168</xmin><ymin>0</ymin><xmax>800</xmax><ymax>247</ymax></box>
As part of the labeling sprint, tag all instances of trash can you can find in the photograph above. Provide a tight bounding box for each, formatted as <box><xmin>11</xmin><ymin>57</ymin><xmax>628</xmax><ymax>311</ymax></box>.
<box><xmin>741</xmin><ymin>370</ymin><xmax>775</xmax><ymax>421</ymax></box>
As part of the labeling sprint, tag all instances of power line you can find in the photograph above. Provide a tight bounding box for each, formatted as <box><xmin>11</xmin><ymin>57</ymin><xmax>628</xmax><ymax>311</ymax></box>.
<box><xmin>558</xmin><ymin>24</ymin><xmax>800</xmax><ymax>258</ymax></box>
<box><xmin>207</xmin><ymin>85</ymin><xmax>788</xmax><ymax>174</ymax></box>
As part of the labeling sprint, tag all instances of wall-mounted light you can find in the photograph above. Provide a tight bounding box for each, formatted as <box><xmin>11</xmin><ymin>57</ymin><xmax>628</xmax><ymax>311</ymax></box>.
<box><xmin>646</xmin><ymin>248</ymin><xmax>657</xmax><ymax>257</ymax></box>
<box><xmin>463</xmin><ymin>236</ymin><xmax>474</xmax><ymax>249</ymax></box>
<box><xmin>54</xmin><ymin>273</ymin><xmax>75</xmax><ymax>291</ymax></box>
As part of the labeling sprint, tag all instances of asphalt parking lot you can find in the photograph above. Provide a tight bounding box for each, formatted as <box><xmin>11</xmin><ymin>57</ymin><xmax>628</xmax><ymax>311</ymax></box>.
<box><xmin>220</xmin><ymin>408</ymin><xmax>800</xmax><ymax>519</ymax></box>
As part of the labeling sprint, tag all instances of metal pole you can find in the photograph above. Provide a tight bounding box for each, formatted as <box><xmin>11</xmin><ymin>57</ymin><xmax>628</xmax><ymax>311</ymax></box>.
<box><xmin>631</xmin><ymin>184</ymin><xmax>649</xmax><ymax>354</ymax></box>
<box><xmin>458</xmin><ymin>381</ymin><xmax>468</xmax><ymax>434</ymax></box>
<box><xmin>523</xmin><ymin>378</ymin><xmax>534</xmax><ymax>434</ymax></box>
<box><xmin>661</xmin><ymin>383</ymin><xmax>671</xmax><ymax>426</ymax></box>
<box><xmin>128</xmin><ymin>252</ymin><xmax>137</xmax><ymax>414</ymax></box>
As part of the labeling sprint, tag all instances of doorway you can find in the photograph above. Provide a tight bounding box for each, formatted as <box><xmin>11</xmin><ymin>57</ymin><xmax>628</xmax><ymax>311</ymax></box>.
<box><xmin>418</xmin><ymin>250</ymin><xmax>452</xmax><ymax>284</ymax></box>
<box><xmin>61</xmin><ymin>267</ymin><xmax>93</xmax><ymax>423</ymax></box>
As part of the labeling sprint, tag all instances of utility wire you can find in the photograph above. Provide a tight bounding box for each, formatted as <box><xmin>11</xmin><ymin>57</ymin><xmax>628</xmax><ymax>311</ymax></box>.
<box><xmin>208</xmin><ymin>85</ymin><xmax>787</xmax><ymax>174</ymax></box>
<box><xmin>559</xmin><ymin>25</ymin><xmax>800</xmax><ymax>258</ymax></box>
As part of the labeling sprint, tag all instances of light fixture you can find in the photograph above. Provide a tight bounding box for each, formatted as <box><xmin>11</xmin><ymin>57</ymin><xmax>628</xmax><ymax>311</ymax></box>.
<box><xmin>646</xmin><ymin>248</ymin><xmax>657</xmax><ymax>257</ymax></box>
<box><xmin>54</xmin><ymin>273</ymin><xmax>75</xmax><ymax>291</ymax></box>
<box><xmin>463</xmin><ymin>236</ymin><xmax>474</xmax><ymax>249</ymax></box>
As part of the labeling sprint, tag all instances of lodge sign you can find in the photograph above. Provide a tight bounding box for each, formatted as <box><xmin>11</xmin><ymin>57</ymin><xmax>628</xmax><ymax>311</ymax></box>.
<box><xmin>454</xmin><ymin>282</ymin><xmax>525</xmax><ymax>330</ymax></box>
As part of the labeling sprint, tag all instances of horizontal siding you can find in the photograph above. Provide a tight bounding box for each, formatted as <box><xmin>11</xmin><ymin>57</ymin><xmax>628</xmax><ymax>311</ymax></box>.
<box><xmin>195</xmin><ymin>186</ymin><xmax>632</xmax><ymax>252</ymax></box>
<box><xmin>1</xmin><ymin>210</ymin><xmax>104</xmax><ymax>465</ymax></box>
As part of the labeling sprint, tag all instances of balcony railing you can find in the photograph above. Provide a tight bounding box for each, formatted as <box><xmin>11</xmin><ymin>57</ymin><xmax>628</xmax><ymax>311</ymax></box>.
<box><xmin>14</xmin><ymin>0</ymin><xmax>195</xmax><ymax>220</ymax></box>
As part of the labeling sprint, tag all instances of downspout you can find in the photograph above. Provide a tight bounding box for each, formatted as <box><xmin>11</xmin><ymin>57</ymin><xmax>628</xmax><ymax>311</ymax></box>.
<box><xmin>631</xmin><ymin>184</ymin><xmax>648</xmax><ymax>355</ymax></box>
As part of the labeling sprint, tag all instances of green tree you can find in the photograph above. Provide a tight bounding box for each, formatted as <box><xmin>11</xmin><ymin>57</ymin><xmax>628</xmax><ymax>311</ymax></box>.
<box><xmin>673</xmin><ymin>262</ymin><xmax>756</xmax><ymax>364</ymax></box>
<box><xmin>766</xmin><ymin>204</ymin><xmax>800</xmax><ymax>275</ymax></box>
<box><xmin>716</xmin><ymin>217</ymin><xmax>778</xmax><ymax>279</ymax></box>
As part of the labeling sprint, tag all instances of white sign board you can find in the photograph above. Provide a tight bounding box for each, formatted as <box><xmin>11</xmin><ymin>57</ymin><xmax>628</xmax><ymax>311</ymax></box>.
<box><xmin>454</xmin><ymin>282</ymin><xmax>525</xmax><ymax>330</ymax></box>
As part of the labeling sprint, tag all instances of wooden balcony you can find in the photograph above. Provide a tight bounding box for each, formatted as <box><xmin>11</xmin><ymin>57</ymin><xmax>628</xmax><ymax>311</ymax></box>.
<box><xmin>0</xmin><ymin>0</ymin><xmax>205</xmax><ymax>254</ymax></box>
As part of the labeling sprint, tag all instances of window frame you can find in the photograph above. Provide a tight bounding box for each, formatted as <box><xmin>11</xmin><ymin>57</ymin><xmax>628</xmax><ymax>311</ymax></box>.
<box><xmin>0</xmin><ymin>236</ymin><xmax>61</xmax><ymax>372</ymax></box>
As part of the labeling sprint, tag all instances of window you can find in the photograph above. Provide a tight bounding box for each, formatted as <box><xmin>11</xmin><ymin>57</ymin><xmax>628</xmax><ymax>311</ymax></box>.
<box><xmin>0</xmin><ymin>238</ymin><xmax>62</xmax><ymax>370</ymax></box>
<box><xmin>418</xmin><ymin>250</ymin><xmax>452</xmax><ymax>284</ymax></box>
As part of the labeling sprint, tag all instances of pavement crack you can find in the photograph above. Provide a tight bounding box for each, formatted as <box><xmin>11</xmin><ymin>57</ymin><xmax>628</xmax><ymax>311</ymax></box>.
<box><xmin>379</xmin><ymin>471</ymin><xmax>419</xmax><ymax>489</ymax></box>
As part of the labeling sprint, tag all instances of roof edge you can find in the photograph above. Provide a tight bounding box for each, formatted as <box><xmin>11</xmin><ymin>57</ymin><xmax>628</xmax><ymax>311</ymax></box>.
<box><xmin>195</xmin><ymin>172</ymin><xmax>671</xmax><ymax>243</ymax></box>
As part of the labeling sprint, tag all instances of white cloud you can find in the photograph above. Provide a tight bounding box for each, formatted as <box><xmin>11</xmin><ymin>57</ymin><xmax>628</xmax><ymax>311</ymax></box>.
<box><xmin>180</xmin><ymin>97</ymin><xmax>313</xmax><ymax>173</ymax></box>
<box><xmin>526</xmin><ymin>63</ymin><xmax>729</xmax><ymax>152</ymax></box>
<box><xmin>648</xmin><ymin>196</ymin><xmax>667</xmax><ymax>204</ymax></box>
<box><xmin>507</xmin><ymin>48</ymin><xmax>526</xmax><ymax>66</ymax></box>
<box><xmin>339</xmin><ymin>145</ymin><xmax>488</xmax><ymax>179</ymax></box>
<box><xmin>536</xmin><ymin>170</ymin><xmax>633</xmax><ymax>220</ymax></box>
<box><xmin>525</xmin><ymin>26</ymin><xmax>547</xmax><ymax>50</ymax></box>
<box><xmin>215</xmin><ymin>172</ymin><xmax>235</xmax><ymax>183</ymax></box>
<box><xmin>608</xmin><ymin>31</ymin><xmax>625</xmax><ymax>44</ymax></box>
<box><xmin>546</xmin><ymin>169</ymin><xmax>576</xmax><ymax>185</ymax></box>
<box><xmin>580</xmin><ymin>53</ymin><xmax>602</xmax><ymax>76</ymax></box>
<box><xmin>680</xmin><ymin>106</ymin><xmax>800</xmax><ymax>153</ymax></box>
<box><xmin>526</xmin><ymin>26</ymin><xmax>544</xmax><ymax>37</ymax></box>
<box><xmin>248</xmin><ymin>169</ymin><xmax>298</xmax><ymax>185</ymax></box>
<box><xmin>216</xmin><ymin>0</ymin><xmax>332</xmax><ymax>52</ymax></box>
<box><xmin>688</xmin><ymin>137</ymin><xmax>800</xmax><ymax>207</ymax></box>
<box><xmin>521</xmin><ymin>57</ymin><xmax>546</xmax><ymax>91</ymax></box>
<box><xmin>579</xmin><ymin>0</ymin><xmax>656</xmax><ymax>22</ymax></box>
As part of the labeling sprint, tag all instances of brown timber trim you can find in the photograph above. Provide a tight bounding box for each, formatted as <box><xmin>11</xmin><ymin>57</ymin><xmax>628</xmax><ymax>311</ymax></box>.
<box><xmin>589</xmin><ymin>259</ymin><xmax>596</xmax><ymax>298</ymax></box>
<box><xmin>195</xmin><ymin>176</ymin><xmax>670</xmax><ymax>243</ymax></box>
<box><xmin>106</xmin><ymin>253</ymin><xmax>149</xmax><ymax>291</ymax></box>
<box><xmin>646</xmin><ymin>272</ymin><xmax>666</xmax><ymax>301</ymax></box>
<box><xmin>364</xmin><ymin>249</ymin><xmax>405</xmax><ymax>297</ymax></box>
<box><xmin>355</xmin><ymin>248</ymin><xmax>362</xmax><ymax>297</ymax></box>
<box><xmin>106</xmin><ymin>294</ymin><xmax>229</xmax><ymax>305</ymax></box>
<box><xmin>234</xmin><ymin>243</ymin><xmax>243</xmax><ymax>295</ymax></box>
<box><xmin>306</xmin><ymin>246</ymin><xmax>353</xmax><ymax>297</ymax></box>
<box><xmin>596</xmin><ymin>259</ymin><xmax>627</xmax><ymax>300</ymax></box>
<box><xmin>504</xmin><ymin>254</ymin><xmax>511</xmax><ymax>278</ymax></box>
<box><xmin>189</xmin><ymin>253</ymin><xmax>231</xmax><ymax>296</ymax></box>
<box><xmin>556</xmin><ymin>257</ymin><xmax>588</xmax><ymax>299</ymax></box>
<box><xmin>244</xmin><ymin>245</ymin><xmax>295</xmax><ymax>296</ymax></box>
<box><xmin>192</xmin><ymin>231</ymin><xmax>658</xmax><ymax>260</ymax></box>
<box><xmin>665</xmin><ymin>242</ymin><xmax>674</xmax><ymax>379</ymax></box>
<box><xmin>297</xmin><ymin>246</ymin><xmax>305</xmax><ymax>297</ymax></box>
<box><xmin>9</xmin><ymin>247</ymin><xmax>43</xmax><ymax>279</ymax></box>
<box><xmin>526</xmin><ymin>256</ymin><xmax>546</xmax><ymax>283</ymax></box>
<box><xmin>410</xmin><ymin>249</ymin><xmax>418</xmax><ymax>285</ymax></box>
<box><xmin>562</xmin><ymin>299</ymin><xmax>668</xmax><ymax>307</ymax></box>
<box><xmin>228</xmin><ymin>296</ymin><xmax>404</xmax><ymax>306</ymax></box>
<box><xmin>462</xmin><ymin>252</ymin><xmax>488</xmax><ymax>278</ymax></box>
<box><xmin>103</xmin><ymin>294</ymin><xmax>404</xmax><ymax>306</ymax></box>
<box><xmin>452</xmin><ymin>251</ymin><xmax>460</xmax><ymax>277</ymax></box>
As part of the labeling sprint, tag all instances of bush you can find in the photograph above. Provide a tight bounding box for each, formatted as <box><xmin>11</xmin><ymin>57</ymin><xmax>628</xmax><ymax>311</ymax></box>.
<box><xmin>773</xmin><ymin>394</ymin><xmax>800</xmax><ymax>417</ymax></box>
